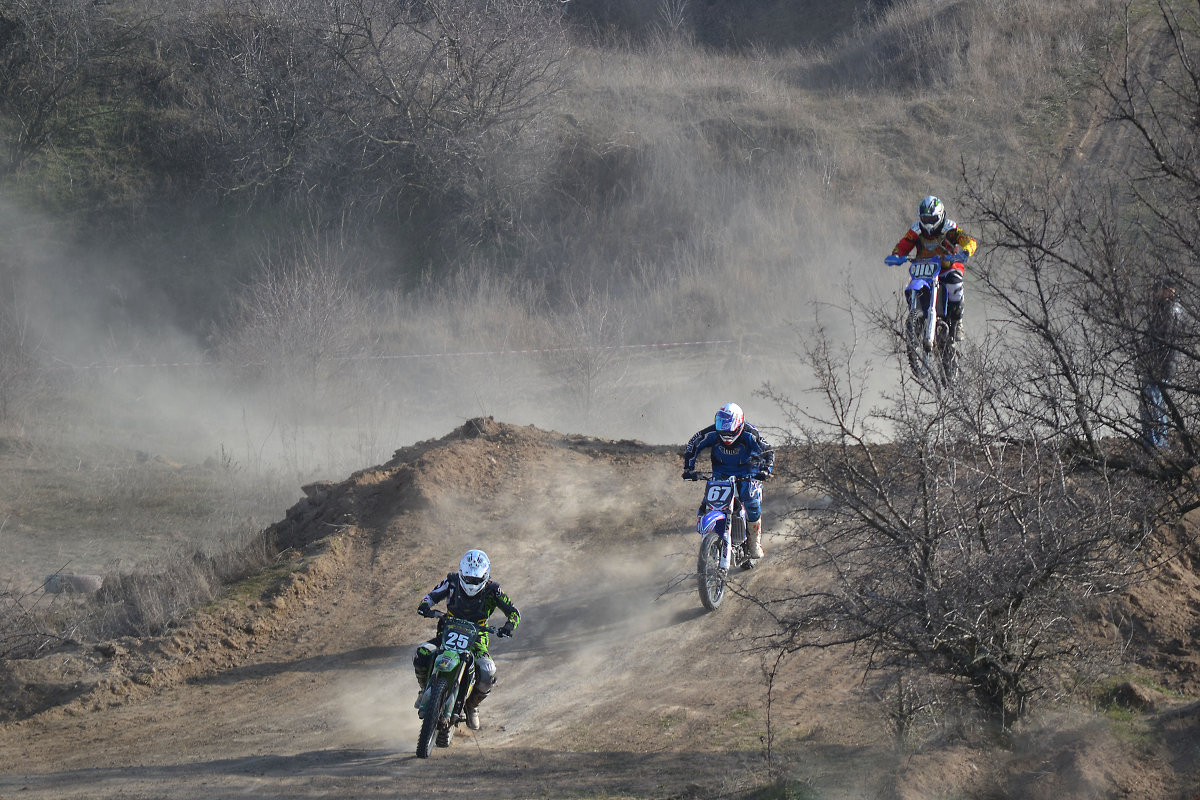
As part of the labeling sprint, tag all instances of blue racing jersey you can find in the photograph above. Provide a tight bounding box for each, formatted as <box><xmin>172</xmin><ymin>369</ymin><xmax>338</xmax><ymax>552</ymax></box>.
<box><xmin>683</xmin><ymin>422</ymin><xmax>774</xmax><ymax>478</ymax></box>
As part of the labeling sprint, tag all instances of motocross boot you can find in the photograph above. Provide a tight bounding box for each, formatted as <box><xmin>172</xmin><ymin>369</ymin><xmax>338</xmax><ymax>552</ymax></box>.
<box><xmin>948</xmin><ymin>303</ymin><xmax>964</xmax><ymax>343</ymax></box>
<box><xmin>414</xmin><ymin>673</ymin><xmax>428</xmax><ymax>713</ymax></box>
<box><xmin>747</xmin><ymin>519</ymin><xmax>764</xmax><ymax>559</ymax></box>
<box><xmin>463</xmin><ymin>696</ymin><xmax>483</xmax><ymax>730</ymax></box>
<box><xmin>949</xmin><ymin>318</ymin><xmax>963</xmax><ymax>344</ymax></box>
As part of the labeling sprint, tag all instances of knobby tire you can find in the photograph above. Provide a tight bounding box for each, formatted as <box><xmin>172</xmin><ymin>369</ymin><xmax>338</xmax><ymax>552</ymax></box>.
<box><xmin>906</xmin><ymin>308</ymin><xmax>930</xmax><ymax>381</ymax></box>
<box><xmin>698</xmin><ymin>531</ymin><xmax>727</xmax><ymax>611</ymax></box>
<box><xmin>416</xmin><ymin>676</ymin><xmax>451</xmax><ymax>758</ymax></box>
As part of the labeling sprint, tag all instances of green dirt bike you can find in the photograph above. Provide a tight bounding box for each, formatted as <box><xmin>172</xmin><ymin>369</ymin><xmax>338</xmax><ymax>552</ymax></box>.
<box><xmin>414</xmin><ymin>610</ymin><xmax>501</xmax><ymax>759</ymax></box>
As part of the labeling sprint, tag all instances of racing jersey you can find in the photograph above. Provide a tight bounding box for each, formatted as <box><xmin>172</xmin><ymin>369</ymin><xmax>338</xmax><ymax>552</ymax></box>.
<box><xmin>892</xmin><ymin>219</ymin><xmax>978</xmax><ymax>271</ymax></box>
<box><xmin>421</xmin><ymin>573</ymin><xmax>521</xmax><ymax>645</ymax></box>
<box><xmin>423</xmin><ymin>574</ymin><xmax>520</xmax><ymax>627</ymax></box>
<box><xmin>682</xmin><ymin>422</ymin><xmax>774</xmax><ymax>478</ymax></box>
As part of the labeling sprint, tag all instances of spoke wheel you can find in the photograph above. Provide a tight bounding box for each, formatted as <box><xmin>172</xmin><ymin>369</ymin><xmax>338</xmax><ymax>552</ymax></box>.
<box><xmin>416</xmin><ymin>676</ymin><xmax>451</xmax><ymax>758</ymax></box>
<box><xmin>697</xmin><ymin>532</ymin><xmax>727</xmax><ymax>611</ymax></box>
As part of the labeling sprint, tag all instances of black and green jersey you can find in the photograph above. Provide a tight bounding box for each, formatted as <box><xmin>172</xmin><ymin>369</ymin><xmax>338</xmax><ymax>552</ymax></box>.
<box><xmin>422</xmin><ymin>573</ymin><xmax>520</xmax><ymax>643</ymax></box>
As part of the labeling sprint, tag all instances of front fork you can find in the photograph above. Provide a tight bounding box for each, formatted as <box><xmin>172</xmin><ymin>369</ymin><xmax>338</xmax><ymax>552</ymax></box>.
<box><xmin>425</xmin><ymin>656</ymin><xmax>472</xmax><ymax>722</ymax></box>
<box><xmin>907</xmin><ymin>282</ymin><xmax>941</xmax><ymax>351</ymax></box>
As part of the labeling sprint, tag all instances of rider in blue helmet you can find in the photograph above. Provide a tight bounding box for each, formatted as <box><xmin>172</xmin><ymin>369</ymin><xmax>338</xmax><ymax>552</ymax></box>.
<box><xmin>681</xmin><ymin>402</ymin><xmax>775</xmax><ymax>557</ymax></box>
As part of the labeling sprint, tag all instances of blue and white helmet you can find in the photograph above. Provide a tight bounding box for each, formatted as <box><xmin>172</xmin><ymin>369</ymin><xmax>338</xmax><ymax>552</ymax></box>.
<box><xmin>458</xmin><ymin>549</ymin><xmax>490</xmax><ymax>597</ymax></box>
<box><xmin>715</xmin><ymin>402</ymin><xmax>745</xmax><ymax>445</ymax></box>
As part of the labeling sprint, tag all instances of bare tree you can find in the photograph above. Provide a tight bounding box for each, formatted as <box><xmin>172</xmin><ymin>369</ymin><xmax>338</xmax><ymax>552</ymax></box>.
<box><xmin>749</xmin><ymin>2</ymin><xmax>1200</xmax><ymax>728</ymax></box>
<box><xmin>543</xmin><ymin>287</ymin><xmax>629</xmax><ymax>420</ymax></box>
<box><xmin>959</xmin><ymin>0</ymin><xmax>1200</xmax><ymax>497</ymax></box>
<box><xmin>0</xmin><ymin>0</ymin><xmax>150</xmax><ymax>175</ymax></box>
<box><xmin>217</xmin><ymin>234</ymin><xmax>374</xmax><ymax>420</ymax></box>
<box><xmin>169</xmin><ymin>0</ymin><xmax>570</xmax><ymax>234</ymax></box>
<box><xmin>760</xmin><ymin>329</ymin><xmax>1162</xmax><ymax>727</ymax></box>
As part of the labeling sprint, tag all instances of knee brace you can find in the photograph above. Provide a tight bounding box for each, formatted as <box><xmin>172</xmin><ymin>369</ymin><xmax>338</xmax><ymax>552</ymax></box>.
<box><xmin>942</xmin><ymin>271</ymin><xmax>964</xmax><ymax>308</ymax></box>
<box><xmin>414</xmin><ymin>642</ymin><xmax>436</xmax><ymax>682</ymax></box>
<box><xmin>474</xmin><ymin>654</ymin><xmax>497</xmax><ymax>695</ymax></box>
<box><xmin>739</xmin><ymin>480</ymin><xmax>763</xmax><ymax>523</ymax></box>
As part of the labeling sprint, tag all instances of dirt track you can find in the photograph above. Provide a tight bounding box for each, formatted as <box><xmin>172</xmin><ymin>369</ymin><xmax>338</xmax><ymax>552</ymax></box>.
<box><xmin>0</xmin><ymin>419</ymin><xmax>878</xmax><ymax>799</ymax></box>
<box><xmin>2</xmin><ymin>418</ymin><xmax>1198</xmax><ymax>800</ymax></box>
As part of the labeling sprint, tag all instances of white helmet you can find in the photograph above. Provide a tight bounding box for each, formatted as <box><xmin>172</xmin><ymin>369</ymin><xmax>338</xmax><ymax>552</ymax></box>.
<box><xmin>458</xmin><ymin>549</ymin><xmax>491</xmax><ymax>596</ymax></box>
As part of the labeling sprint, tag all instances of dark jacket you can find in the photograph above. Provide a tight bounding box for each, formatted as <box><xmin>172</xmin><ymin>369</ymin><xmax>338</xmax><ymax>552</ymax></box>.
<box><xmin>682</xmin><ymin>422</ymin><xmax>774</xmax><ymax>478</ymax></box>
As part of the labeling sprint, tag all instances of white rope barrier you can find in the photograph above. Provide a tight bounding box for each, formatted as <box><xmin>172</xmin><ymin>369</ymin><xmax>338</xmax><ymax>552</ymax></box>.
<box><xmin>40</xmin><ymin>338</ymin><xmax>740</xmax><ymax>372</ymax></box>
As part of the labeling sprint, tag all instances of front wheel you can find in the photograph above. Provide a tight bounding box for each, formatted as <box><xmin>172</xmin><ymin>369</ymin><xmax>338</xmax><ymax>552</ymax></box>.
<box><xmin>416</xmin><ymin>676</ymin><xmax>451</xmax><ymax>758</ymax></box>
<box><xmin>697</xmin><ymin>532</ymin><xmax>728</xmax><ymax>611</ymax></box>
<box><xmin>905</xmin><ymin>307</ymin><xmax>931</xmax><ymax>380</ymax></box>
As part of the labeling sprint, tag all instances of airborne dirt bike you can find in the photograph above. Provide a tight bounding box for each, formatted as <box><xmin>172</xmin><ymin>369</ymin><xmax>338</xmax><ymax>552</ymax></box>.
<box><xmin>900</xmin><ymin>255</ymin><xmax>962</xmax><ymax>388</ymax></box>
<box><xmin>688</xmin><ymin>471</ymin><xmax>761</xmax><ymax>611</ymax></box>
<box><xmin>414</xmin><ymin>610</ymin><xmax>502</xmax><ymax>758</ymax></box>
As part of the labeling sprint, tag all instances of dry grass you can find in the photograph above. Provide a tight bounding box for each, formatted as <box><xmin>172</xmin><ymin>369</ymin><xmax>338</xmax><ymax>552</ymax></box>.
<box><xmin>0</xmin><ymin>0</ymin><xmax>1128</xmax><ymax>656</ymax></box>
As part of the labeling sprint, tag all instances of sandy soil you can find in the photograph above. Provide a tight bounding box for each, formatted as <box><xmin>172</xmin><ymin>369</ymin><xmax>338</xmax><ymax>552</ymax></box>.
<box><xmin>1</xmin><ymin>418</ymin><xmax>1198</xmax><ymax>800</ymax></box>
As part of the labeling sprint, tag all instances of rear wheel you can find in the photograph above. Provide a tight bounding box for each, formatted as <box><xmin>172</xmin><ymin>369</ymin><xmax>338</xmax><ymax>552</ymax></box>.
<box><xmin>416</xmin><ymin>676</ymin><xmax>451</xmax><ymax>758</ymax></box>
<box><xmin>938</xmin><ymin>325</ymin><xmax>959</xmax><ymax>387</ymax></box>
<box><xmin>732</xmin><ymin>516</ymin><xmax>754</xmax><ymax>570</ymax></box>
<box><xmin>436</xmin><ymin>723</ymin><xmax>453</xmax><ymax>748</ymax></box>
<box><xmin>697</xmin><ymin>532</ymin><xmax>727</xmax><ymax>611</ymax></box>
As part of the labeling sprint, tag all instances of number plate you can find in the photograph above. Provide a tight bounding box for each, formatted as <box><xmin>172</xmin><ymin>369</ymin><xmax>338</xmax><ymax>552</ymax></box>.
<box><xmin>441</xmin><ymin>618</ymin><xmax>479</xmax><ymax>652</ymax></box>
<box><xmin>705</xmin><ymin>480</ymin><xmax>735</xmax><ymax>508</ymax></box>
<box><xmin>909</xmin><ymin>259</ymin><xmax>941</xmax><ymax>279</ymax></box>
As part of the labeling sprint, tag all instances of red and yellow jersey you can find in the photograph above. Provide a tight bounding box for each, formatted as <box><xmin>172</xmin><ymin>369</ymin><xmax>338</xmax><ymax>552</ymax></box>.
<box><xmin>892</xmin><ymin>220</ymin><xmax>977</xmax><ymax>270</ymax></box>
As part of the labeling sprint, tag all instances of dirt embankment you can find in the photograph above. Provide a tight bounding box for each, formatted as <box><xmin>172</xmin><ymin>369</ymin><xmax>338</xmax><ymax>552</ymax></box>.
<box><xmin>1</xmin><ymin>417</ymin><xmax>1199</xmax><ymax>800</ymax></box>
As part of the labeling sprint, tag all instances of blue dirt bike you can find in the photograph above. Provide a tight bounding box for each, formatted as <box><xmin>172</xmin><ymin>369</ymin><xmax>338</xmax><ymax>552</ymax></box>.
<box><xmin>688</xmin><ymin>472</ymin><xmax>760</xmax><ymax>611</ymax></box>
<box><xmin>899</xmin><ymin>255</ymin><xmax>961</xmax><ymax>388</ymax></box>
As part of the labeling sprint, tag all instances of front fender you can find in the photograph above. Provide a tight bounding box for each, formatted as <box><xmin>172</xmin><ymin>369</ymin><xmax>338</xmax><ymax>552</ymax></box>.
<box><xmin>433</xmin><ymin>651</ymin><xmax>462</xmax><ymax>673</ymax></box>
<box><xmin>699</xmin><ymin>509</ymin><xmax>727</xmax><ymax>535</ymax></box>
<box><xmin>905</xmin><ymin>277</ymin><xmax>933</xmax><ymax>295</ymax></box>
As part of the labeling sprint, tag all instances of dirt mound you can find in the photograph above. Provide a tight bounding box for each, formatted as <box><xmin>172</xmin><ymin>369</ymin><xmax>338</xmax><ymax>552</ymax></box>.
<box><xmin>2</xmin><ymin>418</ymin><xmax>1199</xmax><ymax>799</ymax></box>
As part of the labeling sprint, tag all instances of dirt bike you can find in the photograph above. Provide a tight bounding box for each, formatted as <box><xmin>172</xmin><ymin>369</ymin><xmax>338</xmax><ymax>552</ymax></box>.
<box><xmin>414</xmin><ymin>610</ymin><xmax>501</xmax><ymax>758</ymax></box>
<box><xmin>898</xmin><ymin>255</ymin><xmax>962</xmax><ymax>388</ymax></box>
<box><xmin>686</xmin><ymin>471</ymin><xmax>761</xmax><ymax>611</ymax></box>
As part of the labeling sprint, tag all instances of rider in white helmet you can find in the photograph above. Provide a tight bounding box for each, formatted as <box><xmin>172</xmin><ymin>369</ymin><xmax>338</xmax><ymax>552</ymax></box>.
<box><xmin>885</xmin><ymin>195</ymin><xmax>978</xmax><ymax>342</ymax></box>
<box><xmin>682</xmin><ymin>402</ymin><xmax>774</xmax><ymax>558</ymax></box>
<box><xmin>414</xmin><ymin>549</ymin><xmax>520</xmax><ymax>730</ymax></box>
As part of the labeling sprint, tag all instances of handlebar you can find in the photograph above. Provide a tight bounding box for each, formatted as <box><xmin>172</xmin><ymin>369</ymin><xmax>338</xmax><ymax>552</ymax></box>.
<box><xmin>889</xmin><ymin>253</ymin><xmax>969</xmax><ymax>266</ymax></box>
<box><xmin>684</xmin><ymin>471</ymin><xmax>769</xmax><ymax>482</ymax></box>
<box><xmin>419</xmin><ymin>608</ymin><xmax>500</xmax><ymax>635</ymax></box>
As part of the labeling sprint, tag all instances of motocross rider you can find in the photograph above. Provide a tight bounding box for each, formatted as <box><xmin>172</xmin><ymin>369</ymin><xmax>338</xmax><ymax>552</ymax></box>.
<box><xmin>414</xmin><ymin>549</ymin><xmax>520</xmax><ymax>731</ymax></box>
<box><xmin>682</xmin><ymin>402</ymin><xmax>775</xmax><ymax>558</ymax></box>
<box><xmin>885</xmin><ymin>195</ymin><xmax>978</xmax><ymax>342</ymax></box>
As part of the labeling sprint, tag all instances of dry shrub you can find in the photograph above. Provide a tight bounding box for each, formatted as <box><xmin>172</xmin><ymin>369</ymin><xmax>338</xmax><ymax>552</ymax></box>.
<box><xmin>801</xmin><ymin>0</ymin><xmax>1116</xmax><ymax>99</ymax></box>
<box><xmin>0</xmin><ymin>584</ymin><xmax>80</xmax><ymax>659</ymax></box>
<box><xmin>90</xmin><ymin>527</ymin><xmax>274</xmax><ymax>639</ymax></box>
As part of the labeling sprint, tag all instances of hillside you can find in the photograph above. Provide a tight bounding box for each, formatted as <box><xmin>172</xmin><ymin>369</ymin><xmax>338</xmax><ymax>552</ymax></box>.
<box><xmin>2</xmin><ymin>419</ymin><xmax>1198</xmax><ymax>800</ymax></box>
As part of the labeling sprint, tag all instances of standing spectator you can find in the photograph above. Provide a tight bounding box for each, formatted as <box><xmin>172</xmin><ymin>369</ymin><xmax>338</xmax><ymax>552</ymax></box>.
<box><xmin>1138</xmin><ymin>277</ymin><xmax>1187</xmax><ymax>449</ymax></box>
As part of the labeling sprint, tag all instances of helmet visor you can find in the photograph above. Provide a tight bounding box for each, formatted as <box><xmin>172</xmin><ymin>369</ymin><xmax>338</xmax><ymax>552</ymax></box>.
<box><xmin>919</xmin><ymin>215</ymin><xmax>941</xmax><ymax>233</ymax></box>
<box><xmin>461</xmin><ymin>574</ymin><xmax>486</xmax><ymax>586</ymax></box>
